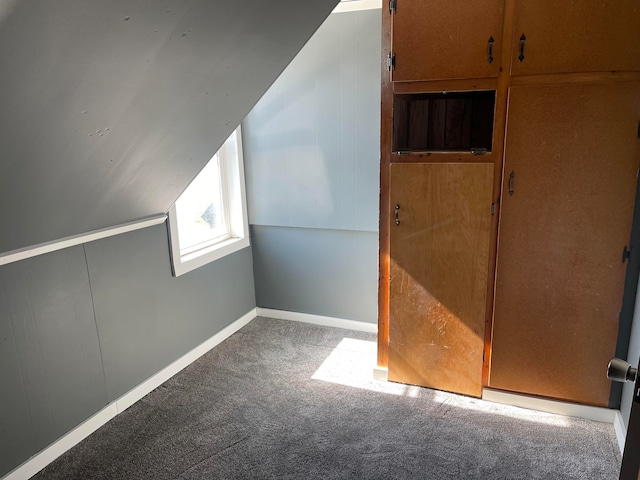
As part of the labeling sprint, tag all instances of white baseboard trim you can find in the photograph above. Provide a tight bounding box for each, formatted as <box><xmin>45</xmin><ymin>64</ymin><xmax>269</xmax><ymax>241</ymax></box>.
<box><xmin>116</xmin><ymin>308</ymin><xmax>256</xmax><ymax>413</ymax></box>
<box><xmin>2</xmin><ymin>404</ymin><xmax>118</xmax><ymax>480</ymax></box>
<box><xmin>2</xmin><ymin>308</ymin><xmax>257</xmax><ymax>480</ymax></box>
<box><xmin>482</xmin><ymin>388</ymin><xmax>617</xmax><ymax>424</ymax></box>
<box><xmin>256</xmin><ymin>307</ymin><xmax>377</xmax><ymax>333</ymax></box>
<box><xmin>614</xmin><ymin>410</ymin><xmax>627</xmax><ymax>454</ymax></box>
<box><xmin>373</xmin><ymin>366</ymin><xmax>388</xmax><ymax>382</ymax></box>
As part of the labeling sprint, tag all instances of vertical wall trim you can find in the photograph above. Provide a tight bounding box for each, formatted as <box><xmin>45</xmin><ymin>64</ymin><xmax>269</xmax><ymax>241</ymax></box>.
<box><xmin>0</xmin><ymin>309</ymin><xmax>257</xmax><ymax>480</ymax></box>
<box><xmin>82</xmin><ymin>244</ymin><xmax>108</xmax><ymax>390</ymax></box>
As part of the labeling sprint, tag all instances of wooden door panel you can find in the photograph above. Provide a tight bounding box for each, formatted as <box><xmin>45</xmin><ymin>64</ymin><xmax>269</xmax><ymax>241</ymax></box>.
<box><xmin>391</xmin><ymin>0</ymin><xmax>504</xmax><ymax>82</ymax></box>
<box><xmin>389</xmin><ymin>163</ymin><xmax>493</xmax><ymax>397</ymax></box>
<box><xmin>491</xmin><ymin>83</ymin><xmax>640</xmax><ymax>406</ymax></box>
<box><xmin>511</xmin><ymin>0</ymin><xmax>640</xmax><ymax>76</ymax></box>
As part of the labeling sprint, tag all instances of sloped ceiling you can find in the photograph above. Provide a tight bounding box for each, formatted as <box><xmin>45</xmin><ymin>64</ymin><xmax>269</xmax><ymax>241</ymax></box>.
<box><xmin>0</xmin><ymin>0</ymin><xmax>339</xmax><ymax>253</ymax></box>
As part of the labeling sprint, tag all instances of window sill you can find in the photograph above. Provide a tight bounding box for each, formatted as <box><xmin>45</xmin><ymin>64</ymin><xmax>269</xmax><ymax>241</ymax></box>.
<box><xmin>170</xmin><ymin>235</ymin><xmax>250</xmax><ymax>277</ymax></box>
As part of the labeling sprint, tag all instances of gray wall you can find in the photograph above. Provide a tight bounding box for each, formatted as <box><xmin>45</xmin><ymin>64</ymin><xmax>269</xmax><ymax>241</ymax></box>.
<box><xmin>242</xmin><ymin>8</ymin><xmax>381</xmax><ymax>323</ymax></box>
<box><xmin>251</xmin><ymin>225</ymin><xmax>377</xmax><ymax>322</ymax></box>
<box><xmin>622</xmin><ymin>275</ymin><xmax>640</xmax><ymax>427</ymax></box>
<box><xmin>0</xmin><ymin>0</ymin><xmax>338</xmax><ymax>254</ymax></box>
<box><xmin>0</xmin><ymin>224</ymin><xmax>255</xmax><ymax>477</ymax></box>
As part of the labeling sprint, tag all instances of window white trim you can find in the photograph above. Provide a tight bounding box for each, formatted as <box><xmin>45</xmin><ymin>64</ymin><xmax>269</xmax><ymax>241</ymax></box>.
<box><xmin>167</xmin><ymin>127</ymin><xmax>250</xmax><ymax>277</ymax></box>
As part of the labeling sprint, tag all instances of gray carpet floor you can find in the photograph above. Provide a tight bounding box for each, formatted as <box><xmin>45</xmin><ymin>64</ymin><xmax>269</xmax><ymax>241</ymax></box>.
<box><xmin>34</xmin><ymin>317</ymin><xmax>621</xmax><ymax>479</ymax></box>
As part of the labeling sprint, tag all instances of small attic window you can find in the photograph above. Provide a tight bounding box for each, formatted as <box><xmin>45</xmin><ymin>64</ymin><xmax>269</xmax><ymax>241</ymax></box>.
<box><xmin>167</xmin><ymin>127</ymin><xmax>249</xmax><ymax>277</ymax></box>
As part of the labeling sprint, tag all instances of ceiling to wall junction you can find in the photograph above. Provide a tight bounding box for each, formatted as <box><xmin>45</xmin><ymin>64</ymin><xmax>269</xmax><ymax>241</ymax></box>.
<box><xmin>0</xmin><ymin>0</ymin><xmax>338</xmax><ymax>253</ymax></box>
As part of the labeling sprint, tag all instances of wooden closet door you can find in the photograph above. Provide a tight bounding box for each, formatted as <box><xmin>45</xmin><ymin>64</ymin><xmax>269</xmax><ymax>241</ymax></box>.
<box><xmin>491</xmin><ymin>82</ymin><xmax>640</xmax><ymax>406</ymax></box>
<box><xmin>391</xmin><ymin>0</ymin><xmax>504</xmax><ymax>82</ymax></box>
<box><xmin>388</xmin><ymin>163</ymin><xmax>493</xmax><ymax>397</ymax></box>
<box><xmin>511</xmin><ymin>0</ymin><xmax>640</xmax><ymax>76</ymax></box>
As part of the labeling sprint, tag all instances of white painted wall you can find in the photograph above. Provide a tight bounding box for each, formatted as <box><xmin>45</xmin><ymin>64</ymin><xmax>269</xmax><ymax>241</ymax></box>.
<box><xmin>243</xmin><ymin>8</ymin><xmax>381</xmax><ymax>233</ymax></box>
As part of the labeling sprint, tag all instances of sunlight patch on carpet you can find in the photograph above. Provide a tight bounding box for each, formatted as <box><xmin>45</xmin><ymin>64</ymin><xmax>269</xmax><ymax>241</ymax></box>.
<box><xmin>312</xmin><ymin>337</ymin><xmax>421</xmax><ymax>397</ymax></box>
<box><xmin>432</xmin><ymin>390</ymin><xmax>570</xmax><ymax>427</ymax></box>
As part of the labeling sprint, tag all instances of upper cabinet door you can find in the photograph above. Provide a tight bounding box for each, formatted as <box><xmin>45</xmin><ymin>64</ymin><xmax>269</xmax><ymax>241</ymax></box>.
<box><xmin>512</xmin><ymin>0</ymin><xmax>640</xmax><ymax>76</ymax></box>
<box><xmin>391</xmin><ymin>0</ymin><xmax>505</xmax><ymax>82</ymax></box>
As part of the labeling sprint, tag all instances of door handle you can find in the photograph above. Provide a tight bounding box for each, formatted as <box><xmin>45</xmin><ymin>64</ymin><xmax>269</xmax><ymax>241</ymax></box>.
<box><xmin>395</xmin><ymin>204</ymin><xmax>400</xmax><ymax>225</ymax></box>
<box><xmin>607</xmin><ymin>358</ymin><xmax>638</xmax><ymax>383</ymax></box>
<box><xmin>518</xmin><ymin>33</ymin><xmax>526</xmax><ymax>62</ymax></box>
<box><xmin>487</xmin><ymin>36</ymin><xmax>494</xmax><ymax>64</ymax></box>
<box><xmin>508</xmin><ymin>171</ymin><xmax>515</xmax><ymax>196</ymax></box>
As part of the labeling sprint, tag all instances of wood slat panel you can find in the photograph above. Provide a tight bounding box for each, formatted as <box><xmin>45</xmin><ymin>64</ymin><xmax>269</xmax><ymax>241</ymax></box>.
<box><xmin>389</xmin><ymin>163</ymin><xmax>494</xmax><ymax>397</ymax></box>
<box><xmin>444</xmin><ymin>98</ymin><xmax>468</xmax><ymax>150</ymax></box>
<box><xmin>470</xmin><ymin>94</ymin><xmax>495</xmax><ymax>151</ymax></box>
<box><xmin>392</xmin><ymin>96</ymin><xmax>409</xmax><ymax>152</ymax></box>
<box><xmin>407</xmin><ymin>99</ymin><xmax>430</xmax><ymax>151</ymax></box>
<box><xmin>427</xmin><ymin>98</ymin><xmax>446</xmax><ymax>150</ymax></box>
<box><xmin>491</xmin><ymin>82</ymin><xmax>640</xmax><ymax>406</ymax></box>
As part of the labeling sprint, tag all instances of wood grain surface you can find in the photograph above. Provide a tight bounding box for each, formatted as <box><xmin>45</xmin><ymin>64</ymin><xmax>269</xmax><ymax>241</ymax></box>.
<box><xmin>511</xmin><ymin>0</ymin><xmax>640</xmax><ymax>76</ymax></box>
<box><xmin>391</xmin><ymin>0</ymin><xmax>505</xmax><ymax>82</ymax></box>
<box><xmin>388</xmin><ymin>163</ymin><xmax>494</xmax><ymax>397</ymax></box>
<box><xmin>490</xmin><ymin>82</ymin><xmax>640</xmax><ymax>406</ymax></box>
<box><xmin>378</xmin><ymin>6</ymin><xmax>393</xmax><ymax>368</ymax></box>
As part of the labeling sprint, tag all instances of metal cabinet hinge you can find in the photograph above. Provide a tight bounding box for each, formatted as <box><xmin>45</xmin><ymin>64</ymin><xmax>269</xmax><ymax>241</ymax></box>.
<box><xmin>387</xmin><ymin>53</ymin><xmax>396</xmax><ymax>71</ymax></box>
<box><xmin>623</xmin><ymin>245</ymin><xmax>632</xmax><ymax>263</ymax></box>
<box><xmin>389</xmin><ymin>0</ymin><xmax>397</xmax><ymax>14</ymax></box>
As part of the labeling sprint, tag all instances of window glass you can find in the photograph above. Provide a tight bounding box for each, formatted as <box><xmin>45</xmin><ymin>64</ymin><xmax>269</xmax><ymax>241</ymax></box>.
<box><xmin>167</xmin><ymin>126</ymin><xmax>249</xmax><ymax>277</ymax></box>
<box><xmin>175</xmin><ymin>154</ymin><xmax>228</xmax><ymax>254</ymax></box>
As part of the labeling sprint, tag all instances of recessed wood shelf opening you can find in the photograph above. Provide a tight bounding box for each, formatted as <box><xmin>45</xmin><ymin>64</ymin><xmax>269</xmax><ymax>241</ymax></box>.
<box><xmin>392</xmin><ymin>91</ymin><xmax>496</xmax><ymax>153</ymax></box>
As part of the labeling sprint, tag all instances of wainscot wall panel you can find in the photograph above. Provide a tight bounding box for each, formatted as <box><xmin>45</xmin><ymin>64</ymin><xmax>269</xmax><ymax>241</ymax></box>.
<box><xmin>251</xmin><ymin>225</ymin><xmax>377</xmax><ymax>324</ymax></box>
<box><xmin>0</xmin><ymin>246</ymin><xmax>108</xmax><ymax>476</ymax></box>
<box><xmin>84</xmin><ymin>224</ymin><xmax>256</xmax><ymax>400</ymax></box>
<box><xmin>0</xmin><ymin>223</ymin><xmax>256</xmax><ymax>478</ymax></box>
